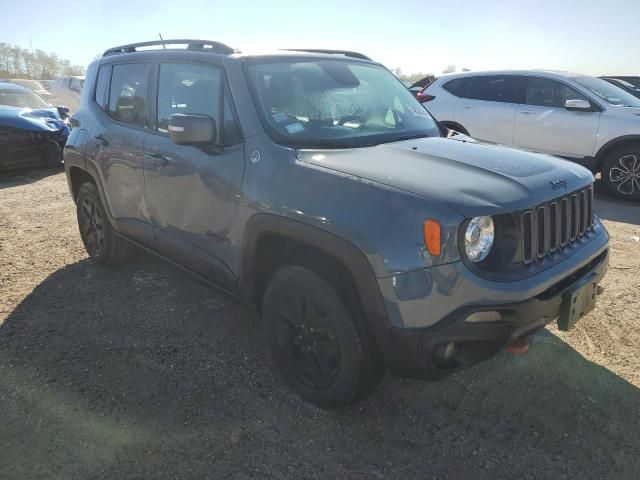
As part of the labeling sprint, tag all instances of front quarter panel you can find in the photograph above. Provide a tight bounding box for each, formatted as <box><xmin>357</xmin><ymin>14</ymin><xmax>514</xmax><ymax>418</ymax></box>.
<box><xmin>238</xmin><ymin>139</ymin><xmax>465</xmax><ymax>278</ymax></box>
<box><xmin>593</xmin><ymin>107</ymin><xmax>640</xmax><ymax>157</ymax></box>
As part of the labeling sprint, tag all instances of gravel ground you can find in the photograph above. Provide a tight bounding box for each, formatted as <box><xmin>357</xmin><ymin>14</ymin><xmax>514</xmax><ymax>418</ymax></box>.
<box><xmin>0</xmin><ymin>168</ymin><xmax>639</xmax><ymax>480</ymax></box>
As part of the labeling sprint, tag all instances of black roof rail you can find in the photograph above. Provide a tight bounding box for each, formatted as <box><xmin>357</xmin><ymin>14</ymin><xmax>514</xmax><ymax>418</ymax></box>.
<box><xmin>284</xmin><ymin>49</ymin><xmax>372</xmax><ymax>61</ymax></box>
<box><xmin>103</xmin><ymin>39</ymin><xmax>235</xmax><ymax>57</ymax></box>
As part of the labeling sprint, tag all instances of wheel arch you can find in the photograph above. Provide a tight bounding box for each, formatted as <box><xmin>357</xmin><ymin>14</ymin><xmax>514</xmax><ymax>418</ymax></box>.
<box><xmin>68</xmin><ymin>166</ymin><xmax>96</xmax><ymax>202</ymax></box>
<box><xmin>594</xmin><ymin>135</ymin><xmax>640</xmax><ymax>172</ymax></box>
<box><xmin>240</xmin><ymin>213</ymin><xmax>393</xmax><ymax>358</ymax></box>
<box><xmin>440</xmin><ymin>121</ymin><xmax>469</xmax><ymax>136</ymax></box>
<box><xmin>66</xmin><ymin>161</ymin><xmax>116</xmax><ymax>223</ymax></box>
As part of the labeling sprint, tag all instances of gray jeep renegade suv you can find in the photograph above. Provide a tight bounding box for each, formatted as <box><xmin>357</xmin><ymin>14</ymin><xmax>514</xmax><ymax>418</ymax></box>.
<box><xmin>64</xmin><ymin>40</ymin><xmax>609</xmax><ymax>408</ymax></box>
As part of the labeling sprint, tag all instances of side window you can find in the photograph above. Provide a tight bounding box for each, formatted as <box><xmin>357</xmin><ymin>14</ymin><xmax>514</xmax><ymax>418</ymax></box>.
<box><xmin>108</xmin><ymin>63</ymin><xmax>151</xmax><ymax>127</ymax></box>
<box><xmin>443</xmin><ymin>78</ymin><xmax>472</xmax><ymax>98</ymax></box>
<box><xmin>157</xmin><ymin>63</ymin><xmax>242</xmax><ymax>145</ymax></box>
<box><xmin>94</xmin><ymin>65</ymin><xmax>111</xmax><ymax>110</ymax></box>
<box><xmin>526</xmin><ymin>77</ymin><xmax>589</xmax><ymax>108</ymax></box>
<box><xmin>469</xmin><ymin>75</ymin><xmax>521</xmax><ymax>103</ymax></box>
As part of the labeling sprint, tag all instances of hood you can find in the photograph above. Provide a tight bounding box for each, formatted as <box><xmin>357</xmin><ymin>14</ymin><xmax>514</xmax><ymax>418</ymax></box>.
<box><xmin>297</xmin><ymin>136</ymin><xmax>594</xmax><ymax>217</ymax></box>
<box><xmin>0</xmin><ymin>105</ymin><xmax>67</xmax><ymax>132</ymax></box>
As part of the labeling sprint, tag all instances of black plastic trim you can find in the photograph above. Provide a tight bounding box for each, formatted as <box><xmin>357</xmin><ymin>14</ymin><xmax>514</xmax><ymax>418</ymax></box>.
<box><xmin>593</xmin><ymin>135</ymin><xmax>640</xmax><ymax>170</ymax></box>
<box><xmin>283</xmin><ymin>49</ymin><xmax>372</xmax><ymax>61</ymax></box>
<box><xmin>384</xmin><ymin>248</ymin><xmax>608</xmax><ymax>379</ymax></box>
<box><xmin>104</xmin><ymin>39</ymin><xmax>235</xmax><ymax>57</ymax></box>
<box><xmin>240</xmin><ymin>213</ymin><xmax>394</xmax><ymax>363</ymax></box>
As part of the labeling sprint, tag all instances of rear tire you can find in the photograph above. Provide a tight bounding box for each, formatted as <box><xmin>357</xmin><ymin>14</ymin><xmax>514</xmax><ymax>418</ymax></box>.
<box><xmin>76</xmin><ymin>182</ymin><xmax>133</xmax><ymax>265</ymax></box>
<box><xmin>262</xmin><ymin>266</ymin><xmax>383</xmax><ymax>409</ymax></box>
<box><xmin>601</xmin><ymin>146</ymin><xmax>640</xmax><ymax>201</ymax></box>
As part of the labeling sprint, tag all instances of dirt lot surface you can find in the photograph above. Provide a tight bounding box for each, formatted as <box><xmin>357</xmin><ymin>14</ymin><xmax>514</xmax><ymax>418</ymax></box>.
<box><xmin>1</xmin><ymin>169</ymin><xmax>639</xmax><ymax>480</ymax></box>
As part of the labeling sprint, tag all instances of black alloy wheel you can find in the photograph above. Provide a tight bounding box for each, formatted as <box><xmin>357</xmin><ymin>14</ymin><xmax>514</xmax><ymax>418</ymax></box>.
<box><xmin>78</xmin><ymin>193</ymin><xmax>106</xmax><ymax>258</ymax></box>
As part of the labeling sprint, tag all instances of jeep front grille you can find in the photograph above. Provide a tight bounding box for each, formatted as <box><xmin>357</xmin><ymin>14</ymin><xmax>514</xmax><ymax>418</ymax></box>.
<box><xmin>520</xmin><ymin>185</ymin><xmax>594</xmax><ymax>265</ymax></box>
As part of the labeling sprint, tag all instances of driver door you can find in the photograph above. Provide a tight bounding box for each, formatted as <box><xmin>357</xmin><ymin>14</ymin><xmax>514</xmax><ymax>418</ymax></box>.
<box><xmin>143</xmin><ymin>61</ymin><xmax>245</xmax><ymax>286</ymax></box>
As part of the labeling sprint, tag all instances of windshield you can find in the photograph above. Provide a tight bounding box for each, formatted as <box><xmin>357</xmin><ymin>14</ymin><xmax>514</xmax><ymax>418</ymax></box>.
<box><xmin>11</xmin><ymin>79</ymin><xmax>45</xmax><ymax>91</ymax></box>
<box><xmin>573</xmin><ymin>76</ymin><xmax>640</xmax><ymax>107</ymax></box>
<box><xmin>246</xmin><ymin>59</ymin><xmax>440</xmax><ymax>148</ymax></box>
<box><xmin>0</xmin><ymin>88</ymin><xmax>51</xmax><ymax>108</ymax></box>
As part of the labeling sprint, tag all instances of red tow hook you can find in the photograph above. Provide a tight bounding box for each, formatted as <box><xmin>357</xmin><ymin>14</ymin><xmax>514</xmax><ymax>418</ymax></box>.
<box><xmin>507</xmin><ymin>337</ymin><xmax>530</xmax><ymax>355</ymax></box>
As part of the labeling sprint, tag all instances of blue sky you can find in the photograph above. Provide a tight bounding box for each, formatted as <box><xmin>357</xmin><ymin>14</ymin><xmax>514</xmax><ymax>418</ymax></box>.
<box><xmin>4</xmin><ymin>0</ymin><xmax>639</xmax><ymax>76</ymax></box>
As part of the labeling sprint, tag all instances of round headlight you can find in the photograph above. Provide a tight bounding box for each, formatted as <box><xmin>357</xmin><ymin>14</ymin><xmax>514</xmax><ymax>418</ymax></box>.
<box><xmin>464</xmin><ymin>216</ymin><xmax>494</xmax><ymax>263</ymax></box>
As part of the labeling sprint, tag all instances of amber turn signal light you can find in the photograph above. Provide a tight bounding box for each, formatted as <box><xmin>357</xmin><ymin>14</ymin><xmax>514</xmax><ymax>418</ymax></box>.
<box><xmin>423</xmin><ymin>219</ymin><xmax>441</xmax><ymax>256</ymax></box>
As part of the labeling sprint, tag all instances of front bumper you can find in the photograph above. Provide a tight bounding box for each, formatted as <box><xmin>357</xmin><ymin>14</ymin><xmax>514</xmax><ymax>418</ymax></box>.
<box><xmin>376</xmin><ymin>224</ymin><xmax>609</xmax><ymax>380</ymax></box>
<box><xmin>0</xmin><ymin>125</ymin><xmax>66</xmax><ymax>171</ymax></box>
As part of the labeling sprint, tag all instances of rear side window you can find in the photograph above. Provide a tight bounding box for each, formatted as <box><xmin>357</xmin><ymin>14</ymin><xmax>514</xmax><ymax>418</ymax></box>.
<box><xmin>469</xmin><ymin>75</ymin><xmax>522</xmax><ymax>103</ymax></box>
<box><xmin>526</xmin><ymin>77</ymin><xmax>589</xmax><ymax>108</ymax></box>
<box><xmin>94</xmin><ymin>65</ymin><xmax>111</xmax><ymax>110</ymax></box>
<box><xmin>156</xmin><ymin>62</ymin><xmax>242</xmax><ymax>145</ymax></box>
<box><xmin>108</xmin><ymin>63</ymin><xmax>151</xmax><ymax>127</ymax></box>
<box><xmin>442</xmin><ymin>78</ymin><xmax>472</xmax><ymax>98</ymax></box>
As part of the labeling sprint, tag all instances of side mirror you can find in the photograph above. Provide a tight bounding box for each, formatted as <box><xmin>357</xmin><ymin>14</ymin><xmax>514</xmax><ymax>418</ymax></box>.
<box><xmin>57</xmin><ymin>106</ymin><xmax>70</xmax><ymax>118</ymax></box>
<box><xmin>565</xmin><ymin>99</ymin><xmax>591</xmax><ymax>111</ymax></box>
<box><xmin>168</xmin><ymin>114</ymin><xmax>217</xmax><ymax>145</ymax></box>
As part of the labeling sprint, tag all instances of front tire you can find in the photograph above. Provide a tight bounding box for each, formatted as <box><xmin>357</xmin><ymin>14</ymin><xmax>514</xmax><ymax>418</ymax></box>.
<box><xmin>601</xmin><ymin>146</ymin><xmax>640</xmax><ymax>201</ymax></box>
<box><xmin>262</xmin><ymin>266</ymin><xmax>383</xmax><ymax>409</ymax></box>
<box><xmin>76</xmin><ymin>182</ymin><xmax>133</xmax><ymax>265</ymax></box>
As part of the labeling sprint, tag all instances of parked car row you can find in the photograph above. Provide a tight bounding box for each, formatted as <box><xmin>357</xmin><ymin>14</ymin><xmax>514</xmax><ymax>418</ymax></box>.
<box><xmin>418</xmin><ymin>70</ymin><xmax>640</xmax><ymax>200</ymax></box>
<box><xmin>0</xmin><ymin>78</ymin><xmax>54</xmax><ymax>102</ymax></box>
<box><xmin>601</xmin><ymin>77</ymin><xmax>640</xmax><ymax>99</ymax></box>
<box><xmin>0</xmin><ymin>75</ymin><xmax>85</xmax><ymax>112</ymax></box>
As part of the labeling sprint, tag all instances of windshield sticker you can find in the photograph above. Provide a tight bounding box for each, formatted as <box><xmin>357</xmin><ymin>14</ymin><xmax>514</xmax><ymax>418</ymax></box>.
<box><xmin>285</xmin><ymin>122</ymin><xmax>305</xmax><ymax>134</ymax></box>
<box><xmin>272</xmin><ymin>111</ymin><xmax>289</xmax><ymax>123</ymax></box>
<box><xmin>406</xmin><ymin>104</ymin><xmax>430</xmax><ymax>117</ymax></box>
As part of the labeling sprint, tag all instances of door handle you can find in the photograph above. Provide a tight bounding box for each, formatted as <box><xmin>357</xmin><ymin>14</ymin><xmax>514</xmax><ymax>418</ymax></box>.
<box><xmin>462</xmin><ymin>105</ymin><xmax>475</xmax><ymax>109</ymax></box>
<box><xmin>519</xmin><ymin>111</ymin><xmax>536</xmax><ymax>115</ymax></box>
<box><xmin>145</xmin><ymin>151</ymin><xmax>169</xmax><ymax>167</ymax></box>
<box><xmin>93</xmin><ymin>134</ymin><xmax>108</xmax><ymax>146</ymax></box>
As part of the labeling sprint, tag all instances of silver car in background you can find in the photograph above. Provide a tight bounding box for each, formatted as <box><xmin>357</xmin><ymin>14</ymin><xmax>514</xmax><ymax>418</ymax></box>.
<box><xmin>422</xmin><ymin>70</ymin><xmax>640</xmax><ymax>200</ymax></box>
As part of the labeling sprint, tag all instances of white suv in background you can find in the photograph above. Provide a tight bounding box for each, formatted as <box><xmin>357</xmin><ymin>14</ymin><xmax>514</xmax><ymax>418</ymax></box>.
<box><xmin>421</xmin><ymin>71</ymin><xmax>640</xmax><ymax>200</ymax></box>
<box><xmin>50</xmin><ymin>75</ymin><xmax>85</xmax><ymax>112</ymax></box>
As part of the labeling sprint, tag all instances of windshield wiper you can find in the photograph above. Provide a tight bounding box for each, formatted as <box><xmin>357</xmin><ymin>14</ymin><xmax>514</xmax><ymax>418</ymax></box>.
<box><xmin>376</xmin><ymin>133</ymin><xmax>431</xmax><ymax>145</ymax></box>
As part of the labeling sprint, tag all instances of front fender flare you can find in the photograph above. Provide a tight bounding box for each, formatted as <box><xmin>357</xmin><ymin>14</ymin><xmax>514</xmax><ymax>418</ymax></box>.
<box><xmin>239</xmin><ymin>213</ymin><xmax>399</xmax><ymax>365</ymax></box>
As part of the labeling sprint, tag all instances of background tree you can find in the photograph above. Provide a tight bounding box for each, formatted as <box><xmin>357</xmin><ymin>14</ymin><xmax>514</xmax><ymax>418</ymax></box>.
<box><xmin>0</xmin><ymin>42</ymin><xmax>84</xmax><ymax>79</ymax></box>
<box><xmin>392</xmin><ymin>69</ymin><xmax>436</xmax><ymax>84</ymax></box>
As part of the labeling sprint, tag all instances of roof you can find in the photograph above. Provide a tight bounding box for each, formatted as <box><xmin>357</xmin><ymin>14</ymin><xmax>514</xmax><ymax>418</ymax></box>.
<box><xmin>101</xmin><ymin>39</ymin><xmax>372</xmax><ymax>62</ymax></box>
<box><xmin>438</xmin><ymin>69</ymin><xmax>585</xmax><ymax>80</ymax></box>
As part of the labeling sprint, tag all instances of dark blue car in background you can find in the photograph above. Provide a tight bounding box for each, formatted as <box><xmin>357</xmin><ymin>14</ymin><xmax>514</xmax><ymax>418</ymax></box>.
<box><xmin>0</xmin><ymin>82</ymin><xmax>70</xmax><ymax>171</ymax></box>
